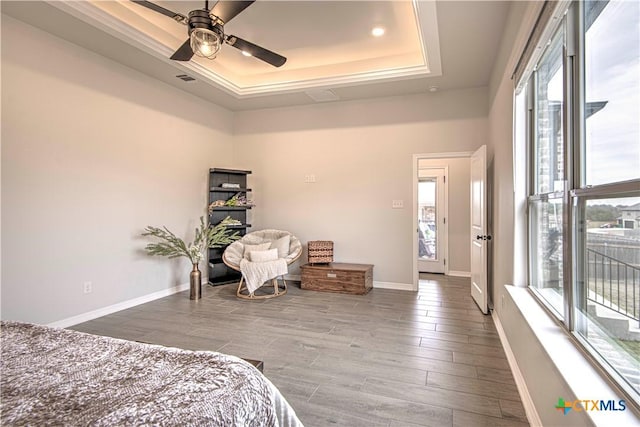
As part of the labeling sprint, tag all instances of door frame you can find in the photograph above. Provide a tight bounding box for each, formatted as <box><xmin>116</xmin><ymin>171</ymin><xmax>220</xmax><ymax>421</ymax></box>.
<box><xmin>412</xmin><ymin>151</ymin><xmax>473</xmax><ymax>291</ymax></box>
<box><xmin>417</xmin><ymin>167</ymin><xmax>448</xmax><ymax>274</ymax></box>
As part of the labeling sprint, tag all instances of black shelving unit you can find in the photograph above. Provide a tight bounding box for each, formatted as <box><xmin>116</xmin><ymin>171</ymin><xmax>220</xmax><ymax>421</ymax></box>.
<box><xmin>208</xmin><ymin>168</ymin><xmax>252</xmax><ymax>286</ymax></box>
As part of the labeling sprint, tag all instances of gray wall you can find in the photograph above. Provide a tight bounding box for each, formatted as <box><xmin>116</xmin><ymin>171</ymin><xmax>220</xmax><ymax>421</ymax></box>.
<box><xmin>1</xmin><ymin>16</ymin><xmax>235</xmax><ymax>324</ymax></box>
<box><xmin>232</xmin><ymin>89</ymin><xmax>487</xmax><ymax>286</ymax></box>
<box><xmin>1</xmin><ymin>14</ymin><xmax>487</xmax><ymax>323</ymax></box>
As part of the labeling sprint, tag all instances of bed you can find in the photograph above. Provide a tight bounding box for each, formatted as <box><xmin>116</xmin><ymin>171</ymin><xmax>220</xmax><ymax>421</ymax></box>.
<box><xmin>0</xmin><ymin>321</ymin><xmax>303</xmax><ymax>426</ymax></box>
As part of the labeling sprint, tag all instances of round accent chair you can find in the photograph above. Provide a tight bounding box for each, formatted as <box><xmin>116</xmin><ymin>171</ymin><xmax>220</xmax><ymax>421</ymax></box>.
<box><xmin>223</xmin><ymin>230</ymin><xmax>302</xmax><ymax>299</ymax></box>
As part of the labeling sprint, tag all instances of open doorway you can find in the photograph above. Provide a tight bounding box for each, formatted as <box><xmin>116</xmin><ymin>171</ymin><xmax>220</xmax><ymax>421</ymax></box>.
<box><xmin>412</xmin><ymin>153</ymin><xmax>473</xmax><ymax>290</ymax></box>
<box><xmin>418</xmin><ymin>168</ymin><xmax>447</xmax><ymax>273</ymax></box>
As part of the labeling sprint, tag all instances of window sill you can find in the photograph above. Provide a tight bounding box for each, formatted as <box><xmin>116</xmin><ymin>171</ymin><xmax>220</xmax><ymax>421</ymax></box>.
<box><xmin>499</xmin><ymin>285</ymin><xmax>639</xmax><ymax>426</ymax></box>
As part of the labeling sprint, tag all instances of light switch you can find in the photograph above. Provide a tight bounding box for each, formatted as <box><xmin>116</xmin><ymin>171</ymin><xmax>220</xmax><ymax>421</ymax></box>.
<box><xmin>304</xmin><ymin>174</ymin><xmax>316</xmax><ymax>183</ymax></box>
<box><xmin>392</xmin><ymin>200</ymin><xmax>404</xmax><ymax>209</ymax></box>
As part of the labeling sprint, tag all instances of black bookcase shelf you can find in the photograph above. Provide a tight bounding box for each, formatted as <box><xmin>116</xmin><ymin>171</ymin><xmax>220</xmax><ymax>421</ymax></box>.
<box><xmin>210</xmin><ymin>187</ymin><xmax>251</xmax><ymax>192</ymax></box>
<box><xmin>207</xmin><ymin>272</ymin><xmax>242</xmax><ymax>285</ymax></box>
<box><xmin>208</xmin><ymin>168</ymin><xmax>252</xmax><ymax>287</ymax></box>
<box><xmin>209</xmin><ymin>206</ymin><xmax>253</xmax><ymax>211</ymax></box>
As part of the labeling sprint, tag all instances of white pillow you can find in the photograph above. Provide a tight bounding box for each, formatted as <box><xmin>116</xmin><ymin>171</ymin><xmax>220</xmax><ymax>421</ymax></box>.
<box><xmin>270</xmin><ymin>235</ymin><xmax>291</xmax><ymax>258</ymax></box>
<box><xmin>243</xmin><ymin>243</ymin><xmax>271</xmax><ymax>259</ymax></box>
<box><xmin>249</xmin><ymin>248</ymin><xmax>279</xmax><ymax>262</ymax></box>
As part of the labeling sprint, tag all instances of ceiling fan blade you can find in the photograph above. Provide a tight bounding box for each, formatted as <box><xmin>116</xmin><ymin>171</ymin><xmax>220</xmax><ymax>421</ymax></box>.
<box><xmin>210</xmin><ymin>0</ymin><xmax>255</xmax><ymax>24</ymax></box>
<box><xmin>170</xmin><ymin>39</ymin><xmax>195</xmax><ymax>61</ymax></box>
<box><xmin>225</xmin><ymin>35</ymin><xmax>286</xmax><ymax>67</ymax></box>
<box><xmin>130</xmin><ymin>1</ymin><xmax>188</xmax><ymax>25</ymax></box>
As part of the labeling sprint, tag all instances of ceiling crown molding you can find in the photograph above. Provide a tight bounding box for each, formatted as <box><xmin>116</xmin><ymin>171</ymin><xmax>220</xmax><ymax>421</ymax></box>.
<box><xmin>47</xmin><ymin>0</ymin><xmax>443</xmax><ymax>99</ymax></box>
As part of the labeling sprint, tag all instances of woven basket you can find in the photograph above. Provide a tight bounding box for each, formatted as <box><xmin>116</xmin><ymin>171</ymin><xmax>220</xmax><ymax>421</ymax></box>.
<box><xmin>308</xmin><ymin>241</ymin><xmax>333</xmax><ymax>264</ymax></box>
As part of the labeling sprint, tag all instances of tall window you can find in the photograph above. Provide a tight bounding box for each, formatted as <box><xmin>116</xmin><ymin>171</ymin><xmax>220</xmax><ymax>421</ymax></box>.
<box><xmin>523</xmin><ymin>0</ymin><xmax>640</xmax><ymax>404</ymax></box>
<box><xmin>529</xmin><ymin>26</ymin><xmax>566</xmax><ymax>317</ymax></box>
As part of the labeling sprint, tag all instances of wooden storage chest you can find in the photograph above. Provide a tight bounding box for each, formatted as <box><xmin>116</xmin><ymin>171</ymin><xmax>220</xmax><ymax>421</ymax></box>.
<box><xmin>300</xmin><ymin>263</ymin><xmax>373</xmax><ymax>295</ymax></box>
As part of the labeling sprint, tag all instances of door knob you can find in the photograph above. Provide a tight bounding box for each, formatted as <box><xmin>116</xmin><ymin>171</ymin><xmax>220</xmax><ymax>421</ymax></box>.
<box><xmin>476</xmin><ymin>235</ymin><xmax>483</xmax><ymax>240</ymax></box>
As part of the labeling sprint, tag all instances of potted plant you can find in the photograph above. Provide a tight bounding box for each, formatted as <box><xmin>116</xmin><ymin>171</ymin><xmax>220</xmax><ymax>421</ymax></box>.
<box><xmin>142</xmin><ymin>216</ymin><xmax>240</xmax><ymax>300</ymax></box>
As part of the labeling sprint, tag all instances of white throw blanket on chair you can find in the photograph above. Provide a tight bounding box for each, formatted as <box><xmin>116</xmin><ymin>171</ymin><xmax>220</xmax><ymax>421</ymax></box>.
<box><xmin>240</xmin><ymin>258</ymin><xmax>288</xmax><ymax>295</ymax></box>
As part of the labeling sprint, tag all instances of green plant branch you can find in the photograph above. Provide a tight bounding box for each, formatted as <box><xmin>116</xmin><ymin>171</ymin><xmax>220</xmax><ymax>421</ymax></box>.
<box><xmin>142</xmin><ymin>216</ymin><xmax>240</xmax><ymax>264</ymax></box>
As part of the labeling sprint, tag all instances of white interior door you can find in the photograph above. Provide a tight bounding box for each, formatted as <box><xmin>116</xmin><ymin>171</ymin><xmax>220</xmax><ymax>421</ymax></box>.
<box><xmin>470</xmin><ymin>145</ymin><xmax>489</xmax><ymax>314</ymax></box>
<box><xmin>417</xmin><ymin>168</ymin><xmax>446</xmax><ymax>273</ymax></box>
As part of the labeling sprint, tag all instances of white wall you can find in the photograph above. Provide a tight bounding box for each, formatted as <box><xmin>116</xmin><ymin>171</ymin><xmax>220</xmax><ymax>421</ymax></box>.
<box><xmin>487</xmin><ymin>0</ymin><xmax>533</xmax><ymax>305</ymax></box>
<box><xmin>233</xmin><ymin>89</ymin><xmax>487</xmax><ymax>286</ymax></box>
<box><xmin>417</xmin><ymin>157</ymin><xmax>471</xmax><ymax>273</ymax></box>
<box><xmin>486</xmin><ymin>2</ymin><xmax>554</xmax><ymax>422</ymax></box>
<box><xmin>1</xmin><ymin>16</ymin><xmax>235</xmax><ymax>324</ymax></box>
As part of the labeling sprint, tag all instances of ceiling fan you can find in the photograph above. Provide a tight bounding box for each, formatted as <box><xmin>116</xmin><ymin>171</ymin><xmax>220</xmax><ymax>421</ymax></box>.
<box><xmin>131</xmin><ymin>0</ymin><xmax>286</xmax><ymax>67</ymax></box>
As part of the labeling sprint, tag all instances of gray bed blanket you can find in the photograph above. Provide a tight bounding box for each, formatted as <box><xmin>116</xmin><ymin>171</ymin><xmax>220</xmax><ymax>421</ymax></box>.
<box><xmin>0</xmin><ymin>321</ymin><xmax>302</xmax><ymax>426</ymax></box>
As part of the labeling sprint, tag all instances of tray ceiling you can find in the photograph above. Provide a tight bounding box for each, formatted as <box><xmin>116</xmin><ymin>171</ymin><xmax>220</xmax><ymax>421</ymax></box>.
<box><xmin>1</xmin><ymin>1</ymin><xmax>510</xmax><ymax>111</ymax></box>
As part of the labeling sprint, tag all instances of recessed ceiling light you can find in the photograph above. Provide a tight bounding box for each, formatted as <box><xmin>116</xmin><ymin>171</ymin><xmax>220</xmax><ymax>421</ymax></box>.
<box><xmin>371</xmin><ymin>27</ymin><xmax>385</xmax><ymax>37</ymax></box>
<box><xmin>241</xmin><ymin>51</ymin><xmax>252</xmax><ymax>57</ymax></box>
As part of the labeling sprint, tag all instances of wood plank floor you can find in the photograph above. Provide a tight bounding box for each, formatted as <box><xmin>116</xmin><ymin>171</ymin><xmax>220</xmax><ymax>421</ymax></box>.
<box><xmin>72</xmin><ymin>274</ymin><xmax>529</xmax><ymax>427</ymax></box>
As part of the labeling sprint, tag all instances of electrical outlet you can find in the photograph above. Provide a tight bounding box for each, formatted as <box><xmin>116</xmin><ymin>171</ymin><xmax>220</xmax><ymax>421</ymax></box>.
<box><xmin>83</xmin><ymin>281</ymin><xmax>92</xmax><ymax>294</ymax></box>
<box><xmin>392</xmin><ymin>200</ymin><xmax>404</xmax><ymax>209</ymax></box>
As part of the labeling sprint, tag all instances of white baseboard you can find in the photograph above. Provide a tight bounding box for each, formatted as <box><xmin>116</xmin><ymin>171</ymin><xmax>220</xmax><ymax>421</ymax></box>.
<box><xmin>492</xmin><ymin>311</ymin><xmax>542</xmax><ymax>427</ymax></box>
<box><xmin>373</xmin><ymin>281</ymin><xmax>414</xmax><ymax>291</ymax></box>
<box><xmin>47</xmin><ymin>282</ymin><xmax>191</xmax><ymax>329</ymax></box>
<box><xmin>448</xmin><ymin>270</ymin><xmax>471</xmax><ymax>278</ymax></box>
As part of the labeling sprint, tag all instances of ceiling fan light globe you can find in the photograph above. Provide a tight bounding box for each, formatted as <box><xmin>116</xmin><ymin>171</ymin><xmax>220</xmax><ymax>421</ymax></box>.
<box><xmin>190</xmin><ymin>28</ymin><xmax>221</xmax><ymax>59</ymax></box>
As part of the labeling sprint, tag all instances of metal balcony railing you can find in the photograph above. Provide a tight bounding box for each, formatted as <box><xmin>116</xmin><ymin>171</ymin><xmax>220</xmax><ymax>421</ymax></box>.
<box><xmin>586</xmin><ymin>248</ymin><xmax>640</xmax><ymax>324</ymax></box>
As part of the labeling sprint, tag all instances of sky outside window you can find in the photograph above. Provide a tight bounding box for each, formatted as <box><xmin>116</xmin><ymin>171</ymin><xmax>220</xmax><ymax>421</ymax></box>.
<box><xmin>584</xmin><ymin>0</ymin><xmax>640</xmax><ymax>187</ymax></box>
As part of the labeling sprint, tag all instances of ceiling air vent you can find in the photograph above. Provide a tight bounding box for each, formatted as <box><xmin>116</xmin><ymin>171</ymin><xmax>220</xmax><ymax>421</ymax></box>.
<box><xmin>305</xmin><ymin>89</ymin><xmax>339</xmax><ymax>102</ymax></box>
<box><xmin>176</xmin><ymin>74</ymin><xmax>196</xmax><ymax>82</ymax></box>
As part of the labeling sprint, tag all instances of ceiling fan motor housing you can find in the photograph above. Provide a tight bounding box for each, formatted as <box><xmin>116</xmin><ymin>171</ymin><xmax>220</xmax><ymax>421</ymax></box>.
<box><xmin>187</xmin><ymin>9</ymin><xmax>223</xmax><ymax>38</ymax></box>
